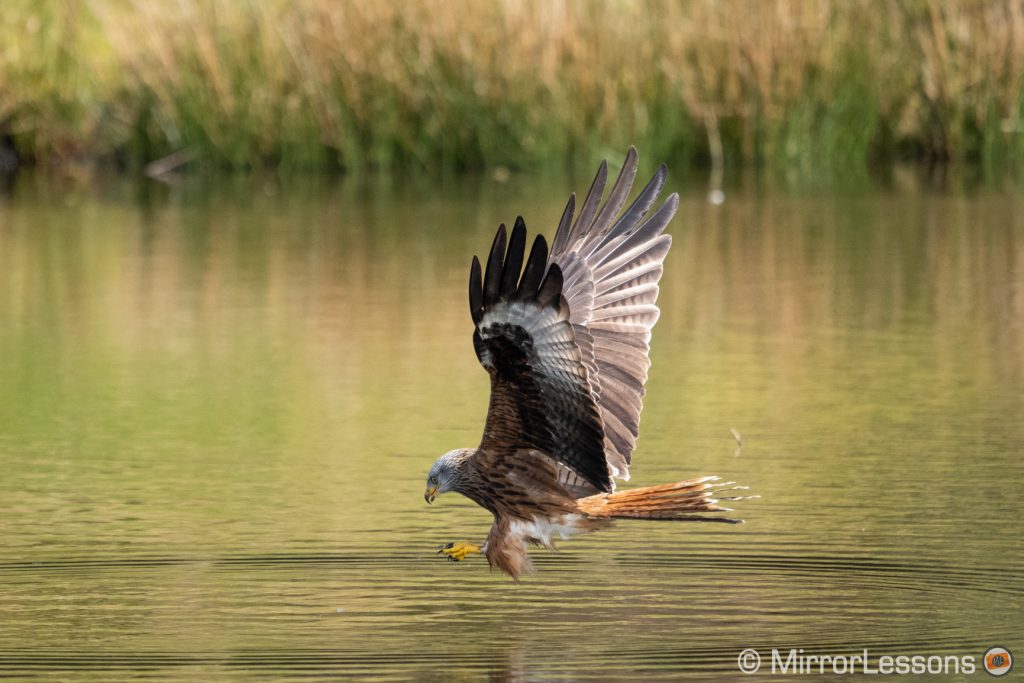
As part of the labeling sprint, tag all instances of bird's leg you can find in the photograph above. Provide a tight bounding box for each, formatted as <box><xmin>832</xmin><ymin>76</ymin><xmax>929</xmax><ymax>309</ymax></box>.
<box><xmin>436</xmin><ymin>541</ymin><xmax>482</xmax><ymax>562</ymax></box>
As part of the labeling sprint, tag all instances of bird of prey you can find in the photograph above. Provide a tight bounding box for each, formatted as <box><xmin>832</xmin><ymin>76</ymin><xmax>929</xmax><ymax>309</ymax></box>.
<box><xmin>424</xmin><ymin>148</ymin><xmax>753</xmax><ymax>580</ymax></box>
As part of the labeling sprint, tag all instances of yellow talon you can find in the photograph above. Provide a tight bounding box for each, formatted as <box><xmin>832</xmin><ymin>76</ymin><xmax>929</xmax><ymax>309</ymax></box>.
<box><xmin>437</xmin><ymin>542</ymin><xmax>481</xmax><ymax>562</ymax></box>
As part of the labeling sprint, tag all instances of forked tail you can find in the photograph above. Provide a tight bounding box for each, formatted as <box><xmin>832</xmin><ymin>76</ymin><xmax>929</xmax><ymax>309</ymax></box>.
<box><xmin>576</xmin><ymin>476</ymin><xmax>754</xmax><ymax>523</ymax></box>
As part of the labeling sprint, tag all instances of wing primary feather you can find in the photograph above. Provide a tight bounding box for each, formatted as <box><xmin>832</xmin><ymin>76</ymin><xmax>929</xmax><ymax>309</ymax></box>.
<box><xmin>536</xmin><ymin>263</ymin><xmax>563</xmax><ymax>308</ymax></box>
<box><xmin>501</xmin><ymin>218</ymin><xmax>527</xmax><ymax>298</ymax></box>
<box><xmin>590</xmin><ymin>145</ymin><xmax>638</xmax><ymax>238</ymax></box>
<box><xmin>540</xmin><ymin>149</ymin><xmax>679</xmax><ymax>485</ymax></box>
<box><xmin>469</xmin><ymin>256</ymin><xmax>483</xmax><ymax>324</ymax></box>
<box><xmin>551</xmin><ymin>193</ymin><xmax>576</xmax><ymax>256</ymax></box>
<box><xmin>591</xmin><ymin>195</ymin><xmax>679</xmax><ymax>268</ymax></box>
<box><xmin>610</xmin><ymin>163</ymin><xmax>667</xmax><ymax>239</ymax></box>
<box><xmin>516</xmin><ymin>235</ymin><xmax>548</xmax><ymax>298</ymax></box>
<box><xmin>571</xmin><ymin>159</ymin><xmax>608</xmax><ymax>243</ymax></box>
<box><xmin>483</xmin><ymin>224</ymin><xmax>507</xmax><ymax>303</ymax></box>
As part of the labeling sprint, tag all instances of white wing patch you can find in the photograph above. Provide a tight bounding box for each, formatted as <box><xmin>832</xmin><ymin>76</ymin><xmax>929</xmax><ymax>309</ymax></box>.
<box><xmin>480</xmin><ymin>301</ymin><xmax>584</xmax><ymax>375</ymax></box>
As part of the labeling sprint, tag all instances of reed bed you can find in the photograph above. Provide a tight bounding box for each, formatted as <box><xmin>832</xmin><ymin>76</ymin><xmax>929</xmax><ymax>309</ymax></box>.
<box><xmin>1</xmin><ymin>0</ymin><xmax>1023</xmax><ymax>172</ymax></box>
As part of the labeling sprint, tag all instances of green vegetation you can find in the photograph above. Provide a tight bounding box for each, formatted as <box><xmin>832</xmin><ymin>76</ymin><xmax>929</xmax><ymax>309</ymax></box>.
<box><xmin>2</xmin><ymin>0</ymin><xmax>1023</xmax><ymax>172</ymax></box>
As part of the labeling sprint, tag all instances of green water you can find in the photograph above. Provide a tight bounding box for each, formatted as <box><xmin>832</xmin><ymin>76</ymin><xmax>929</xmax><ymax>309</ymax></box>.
<box><xmin>0</xmin><ymin>170</ymin><xmax>1022</xmax><ymax>680</ymax></box>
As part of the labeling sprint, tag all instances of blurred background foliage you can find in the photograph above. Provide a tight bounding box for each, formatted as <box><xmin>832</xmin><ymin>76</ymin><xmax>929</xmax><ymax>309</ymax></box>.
<box><xmin>2</xmin><ymin>0</ymin><xmax>1024</xmax><ymax>173</ymax></box>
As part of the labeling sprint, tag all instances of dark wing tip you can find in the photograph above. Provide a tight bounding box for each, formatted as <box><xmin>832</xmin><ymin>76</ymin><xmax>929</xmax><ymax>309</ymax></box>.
<box><xmin>500</xmin><ymin>219</ymin><xmax>527</xmax><ymax>298</ymax></box>
<box><xmin>515</xmin><ymin>234</ymin><xmax>548</xmax><ymax>299</ymax></box>
<box><xmin>537</xmin><ymin>262</ymin><xmax>563</xmax><ymax>308</ymax></box>
<box><xmin>492</xmin><ymin>223</ymin><xmax>508</xmax><ymax>256</ymax></box>
<box><xmin>483</xmin><ymin>223</ymin><xmax>508</xmax><ymax>303</ymax></box>
<box><xmin>469</xmin><ymin>255</ymin><xmax>483</xmax><ymax>324</ymax></box>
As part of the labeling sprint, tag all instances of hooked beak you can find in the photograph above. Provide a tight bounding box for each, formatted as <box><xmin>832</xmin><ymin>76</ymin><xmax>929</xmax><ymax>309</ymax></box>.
<box><xmin>424</xmin><ymin>485</ymin><xmax>438</xmax><ymax>504</ymax></box>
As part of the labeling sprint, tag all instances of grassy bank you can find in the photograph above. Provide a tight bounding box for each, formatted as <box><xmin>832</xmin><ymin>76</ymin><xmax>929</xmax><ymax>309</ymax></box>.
<box><xmin>2</xmin><ymin>0</ymin><xmax>1023</xmax><ymax>173</ymax></box>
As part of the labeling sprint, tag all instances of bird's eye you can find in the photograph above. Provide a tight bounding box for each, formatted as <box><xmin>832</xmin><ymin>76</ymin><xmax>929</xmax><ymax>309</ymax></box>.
<box><xmin>430</xmin><ymin>476</ymin><xmax>437</xmax><ymax>484</ymax></box>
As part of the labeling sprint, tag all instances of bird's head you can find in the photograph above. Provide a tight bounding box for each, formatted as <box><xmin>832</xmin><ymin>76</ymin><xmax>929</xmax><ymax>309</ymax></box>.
<box><xmin>424</xmin><ymin>448</ymin><xmax>473</xmax><ymax>504</ymax></box>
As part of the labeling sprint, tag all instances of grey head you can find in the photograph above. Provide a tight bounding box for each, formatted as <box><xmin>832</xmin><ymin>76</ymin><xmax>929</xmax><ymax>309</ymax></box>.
<box><xmin>424</xmin><ymin>448</ymin><xmax>475</xmax><ymax>503</ymax></box>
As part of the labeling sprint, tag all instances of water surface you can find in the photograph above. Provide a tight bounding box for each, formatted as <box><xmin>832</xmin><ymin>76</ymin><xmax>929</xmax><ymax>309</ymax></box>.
<box><xmin>0</xmin><ymin>169</ymin><xmax>1022</xmax><ymax>679</ymax></box>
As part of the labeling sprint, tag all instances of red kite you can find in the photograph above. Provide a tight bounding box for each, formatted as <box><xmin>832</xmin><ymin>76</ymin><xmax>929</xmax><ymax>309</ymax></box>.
<box><xmin>425</xmin><ymin>148</ymin><xmax>754</xmax><ymax>580</ymax></box>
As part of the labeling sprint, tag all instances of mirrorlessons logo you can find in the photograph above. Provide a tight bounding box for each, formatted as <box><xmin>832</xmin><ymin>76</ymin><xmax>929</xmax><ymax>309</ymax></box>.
<box><xmin>736</xmin><ymin>647</ymin><xmax>1014</xmax><ymax>675</ymax></box>
<box><xmin>983</xmin><ymin>647</ymin><xmax>1013</xmax><ymax>676</ymax></box>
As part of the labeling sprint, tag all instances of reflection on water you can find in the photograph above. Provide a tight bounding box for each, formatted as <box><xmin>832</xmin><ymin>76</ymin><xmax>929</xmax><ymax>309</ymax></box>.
<box><xmin>0</xmin><ymin>169</ymin><xmax>1022</xmax><ymax>679</ymax></box>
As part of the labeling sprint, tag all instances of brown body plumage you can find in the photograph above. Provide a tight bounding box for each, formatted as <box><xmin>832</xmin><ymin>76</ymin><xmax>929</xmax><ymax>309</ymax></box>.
<box><xmin>425</xmin><ymin>148</ymin><xmax>754</xmax><ymax>580</ymax></box>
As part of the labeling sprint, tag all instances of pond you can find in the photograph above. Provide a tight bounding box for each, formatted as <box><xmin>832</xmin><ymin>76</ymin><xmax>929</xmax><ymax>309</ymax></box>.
<box><xmin>0</xmin><ymin>167</ymin><xmax>1021</xmax><ymax>679</ymax></box>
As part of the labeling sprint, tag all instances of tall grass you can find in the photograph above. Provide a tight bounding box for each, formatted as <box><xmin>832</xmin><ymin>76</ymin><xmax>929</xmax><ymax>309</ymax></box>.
<box><xmin>2</xmin><ymin>0</ymin><xmax>1024</xmax><ymax>172</ymax></box>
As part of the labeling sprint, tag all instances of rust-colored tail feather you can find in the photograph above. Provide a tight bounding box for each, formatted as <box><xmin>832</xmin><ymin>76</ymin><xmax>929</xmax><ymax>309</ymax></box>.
<box><xmin>577</xmin><ymin>476</ymin><xmax>754</xmax><ymax>523</ymax></box>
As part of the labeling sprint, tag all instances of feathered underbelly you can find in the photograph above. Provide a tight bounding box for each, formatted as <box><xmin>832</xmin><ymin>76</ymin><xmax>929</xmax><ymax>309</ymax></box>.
<box><xmin>507</xmin><ymin>514</ymin><xmax>593</xmax><ymax>548</ymax></box>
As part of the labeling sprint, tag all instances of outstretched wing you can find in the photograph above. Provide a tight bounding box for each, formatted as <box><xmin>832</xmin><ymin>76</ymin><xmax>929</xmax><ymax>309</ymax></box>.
<box><xmin>549</xmin><ymin>146</ymin><xmax>678</xmax><ymax>482</ymax></box>
<box><xmin>470</xmin><ymin>218</ymin><xmax>612</xmax><ymax>492</ymax></box>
